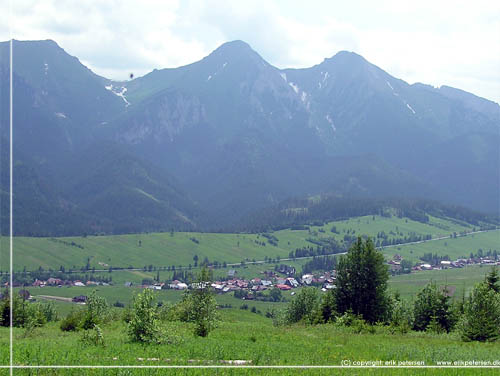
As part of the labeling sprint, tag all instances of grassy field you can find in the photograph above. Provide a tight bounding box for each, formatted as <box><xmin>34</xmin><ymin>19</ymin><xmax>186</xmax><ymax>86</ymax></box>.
<box><xmin>23</xmin><ymin>284</ymin><xmax>293</xmax><ymax>317</ymax></box>
<box><xmin>2</xmin><ymin>214</ymin><xmax>495</xmax><ymax>274</ymax></box>
<box><xmin>1</xmin><ymin>308</ymin><xmax>500</xmax><ymax>374</ymax></box>
<box><xmin>1</xmin><ymin>214</ymin><xmax>498</xmax><ymax>375</ymax></box>
<box><xmin>382</xmin><ymin>230</ymin><xmax>500</xmax><ymax>263</ymax></box>
<box><xmin>389</xmin><ymin>265</ymin><xmax>496</xmax><ymax>299</ymax></box>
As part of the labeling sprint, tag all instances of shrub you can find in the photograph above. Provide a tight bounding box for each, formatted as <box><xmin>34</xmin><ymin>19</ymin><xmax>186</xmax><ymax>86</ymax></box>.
<box><xmin>184</xmin><ymin>268</ymin><xmax>219</xmax><ymax>337</ymax></box>
<box><xmin>284</xmin><ymin>287</ymin><xmax>321</xmax><ymax>324</ymax></box>
<box><xmin>60</xmin><ymin>310</ymin><xmax>85</xmax><ymax>332</ymax></box>
<box><xmin>459</xmin><ymin>282</ymin><xmax>500</xmax><ymax>342</ymax></box>
<box><xmin>334</xmin><ymin>311</ymin><xmax>374</xmax><ymax>334</ymax></box>
<box><xmin>0</xmin><ymin>291</ymin><xmax>56</xmax><ymax>329</ymax></box>
<box><xmin>127</xmin><ymin>289</ymin><xmax>164</xmax><ymax>343</ymax></box>
<box><xmin>39</xmin><ymin>302</ymin><xmax>58</xmax><ymax>323</ymax></box>
<box><xmin>80</xmin><ymin>324</ymin><xmax>105</xmax><ymax>347</ymax></box>
<box><xmin>82</xmin><ymin>291</ymin><xmax>109</xmax><ymax>330</ymax></box>
<box><xmin>388</xmin><ymin>295</ymin><xmax>413</xmax><ymax>334</ymax></box>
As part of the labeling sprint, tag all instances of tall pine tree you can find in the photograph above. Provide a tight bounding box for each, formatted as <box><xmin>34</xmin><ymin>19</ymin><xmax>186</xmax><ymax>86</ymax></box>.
<box><xmin>334</xmin><ymin>237</ymin><xmax>389</xmax><ymax>323</ymax></box>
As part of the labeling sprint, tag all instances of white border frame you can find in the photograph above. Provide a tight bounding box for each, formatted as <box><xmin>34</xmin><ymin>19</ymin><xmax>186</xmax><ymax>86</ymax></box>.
<box><xmin>4</xmin><ymin>1</ymin><xmax>500</xmax><ymax>372</ymax></box>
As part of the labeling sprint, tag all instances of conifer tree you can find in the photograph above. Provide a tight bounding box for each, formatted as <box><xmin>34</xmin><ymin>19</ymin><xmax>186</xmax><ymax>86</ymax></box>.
<box><xmin>334</xmin><ymin>237</ymin><xmax>389</xmax><ymax>323</ymax></box>
<box><xmin>485</xmin><ymin>267</ymin><xmax>499</xmax><ymax>293</ymax></box>
<box><xmin>459</xmin><ymin>282</ymin><xmax>500</xmax><ymax>342</ymax></box>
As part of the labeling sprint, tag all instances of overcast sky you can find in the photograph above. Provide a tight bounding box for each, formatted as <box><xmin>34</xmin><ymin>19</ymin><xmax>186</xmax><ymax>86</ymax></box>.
<box><xmin>2</xmin><ymin>0</ymin><xmax>500</xmax><ymax>103</ymax></box>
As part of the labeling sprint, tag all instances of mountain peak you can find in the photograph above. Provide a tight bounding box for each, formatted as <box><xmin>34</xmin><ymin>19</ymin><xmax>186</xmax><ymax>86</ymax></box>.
<box><xmin>325</xmin><ymin>50</ymin><xmax>368</xmax><ymax>64</ymax></box>
<box><xmin>216</xmin><ymin>40</ymin><xmax>253</xmax><ymax>52</ymax></box>
<box><xmin>208</xmin><ymin>40</ymin><xmax>263</xmax><ymax>63</ymax></box>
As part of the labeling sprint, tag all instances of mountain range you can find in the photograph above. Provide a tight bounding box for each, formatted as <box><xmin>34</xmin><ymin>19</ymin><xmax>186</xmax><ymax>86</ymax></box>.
<box><xmin>0</xmin><ymin>39</ymin><xmax>498</xmax><ymax>235</ymax></box>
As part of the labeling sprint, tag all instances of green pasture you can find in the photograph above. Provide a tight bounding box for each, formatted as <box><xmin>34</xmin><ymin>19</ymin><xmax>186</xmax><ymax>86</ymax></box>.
<box><xmin>389</xmin><ymin>265</ymin><xmax>498</xmax><ymax>300</ymax></box>
<box><xmin>382</xmin><ymin>230</ymin><xmax>500</xmax><ymax>263</ymax></box>
<box><xmin>1</xmin><ymin>308</ymin><xmax>500</xmax><ymax>373</ymax></box>
<box><xmin>2</xmin><ymin>214</ymin><xmax>493</xmax><ymax>274</ymax></box>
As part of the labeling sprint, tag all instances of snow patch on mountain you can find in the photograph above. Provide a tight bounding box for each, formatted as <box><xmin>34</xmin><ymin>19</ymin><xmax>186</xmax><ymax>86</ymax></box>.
<box><xmin>44</xmin><ymin>63</ymin><xmax>48</xmax><ymax>75</ymax></box>
<box><xmin>386</xmin><ymin>81</ymin><xmax>394</xmax><ymax>91</ymax></box>
<box><xmin>289</xmin><ymin>82</ymin><xmax>299</xmax><ymax>94</ymax></box>
<box><xmin>55</xmin><ymin>112</ymin><xmax>66</xmax><ymax>119</ymax></box>
<box><xmin>105</xmin><ymin>84</ymin><xmax>131</xmax><ymax>106</ymax></box>
<box><xmin>207</xmin><ymin>75</ymin><xmax>212</xmax><ymax>81</ymax></box>
<box><xmin>406</xmin><ymin>103</ymin><xmax>416</xmax><ymax>114</ymax></box>
<box><xmin>318</xmin><ymin>71</ymin><xmax>330</xmax><ymax>89</ymax></box>
<box><xmin>280</xmin><ymin>72</ymin><xmax>287</xmax><ymax>82</ymax></box>
<box><xmin>326</xmin><ymin>114</ymin><xmax>336</xmax><ymax>131</ymax></box>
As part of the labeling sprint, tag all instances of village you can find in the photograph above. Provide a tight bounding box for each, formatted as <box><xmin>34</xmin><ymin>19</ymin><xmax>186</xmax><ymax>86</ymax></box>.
<box><xmin>388</xmin><ymin>253</ymin><xmax>500</xmax><ymax>273</ymax></box>
<box><xmin>5</xmin><ymin>251</ymin><xmax>498</xmax><ymax>305</ymax></box>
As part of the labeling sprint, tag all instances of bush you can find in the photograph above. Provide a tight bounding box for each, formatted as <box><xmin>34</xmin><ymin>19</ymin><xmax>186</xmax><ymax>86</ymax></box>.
<box><xmin>82</xmin><ymin>291</ymin><xmax>109</xmax><ymax>330</ymax></box>
<box><xmin>0</xmin><ymin>291</ymin><xmax>56</xmax><ymax>329</ymax></box>
<box><xmin>184</xmin><ymin>268</ymin><xmax>219</xmax><ymax>337</ymax></box>
<box><xmin>127</xmin><ymin>289</ymin><xmax>164</xmax><ymax>343</ymax></box>
<box><xmin>60</xmin><ymin>310</ymin><xmax>85</xmax><ymax>332</ymax></box>
<box><xmin>39</xmin><ymin>302</ymin><xmax>59</xmax><ymax>323</ymax></box>
<box><xmin>388</xmin><ymin>295</ymin><xmax>413</xmax><ymax>334</ymax></box>
<box><xmin>80</xmin><ymin>324</ymin><xmax>105</xmax><ymax>347</ymax></box>
<box><xmin>334</xmin><ymin>311</ymin><xmax>374</xmax><ymax>334</ymax></box>
<box><xmin>459</xmin><ymin>282</ymin><xmax>500</xmax><ymax>342</ymax></box>
<box><xmin>285</xmin><ymin>287</ymin><xmax>321</xmax><ymax>324</ymax></box>
<box><xmin>122</xmin><ymin>307</ymin><xmax>133</xmax><ymax>323</ymax></box>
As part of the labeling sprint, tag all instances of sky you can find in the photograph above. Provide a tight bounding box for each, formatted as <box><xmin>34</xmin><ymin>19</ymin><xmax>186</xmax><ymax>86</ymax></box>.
<box><xmin>2</xmin><ymin>0</ymin><xmax>500</xmax><ymax>103</ymax></box>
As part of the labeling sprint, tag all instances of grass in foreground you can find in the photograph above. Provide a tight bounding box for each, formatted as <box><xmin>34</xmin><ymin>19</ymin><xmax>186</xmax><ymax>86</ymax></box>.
<box><xmin>1</xmin><ymin>309</ymin><xmax>499</xmax><ymax>369</ymax></box>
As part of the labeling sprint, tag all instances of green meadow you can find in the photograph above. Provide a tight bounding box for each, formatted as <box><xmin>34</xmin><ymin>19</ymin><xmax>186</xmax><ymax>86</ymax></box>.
<box><xmin>2</xmin><ymin>214</ymin><xmax>496</xmax><ymax>273</ymax></box>
<box><xmin>389</xmin><ymin>264</ymin><xmax>496</xmax><ymax>299</ymax></box>
<box><xmin>382</xmin><ymin>230</ymin><xmax>500</xmax><ymax>263</ymax></box>
<box><xmin>1</xmin><ymin>308</ymin><xmax>500</xmax><ymax>374</ymax></box>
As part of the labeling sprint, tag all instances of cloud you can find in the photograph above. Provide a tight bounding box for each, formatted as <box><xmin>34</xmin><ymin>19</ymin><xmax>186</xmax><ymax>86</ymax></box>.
<box><xmin>1</xmin><ymin>0</ymin><xmax>499</xmax><ymax>102</ymax></box>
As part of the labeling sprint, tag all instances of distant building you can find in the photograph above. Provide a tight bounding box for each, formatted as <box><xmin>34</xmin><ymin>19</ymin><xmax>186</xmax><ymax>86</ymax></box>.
<box><xmin>275</xmin><ymin>284</ymin><xmax>291</xmax><ymax>290</ymax></box>
<box><xmin>72</xmin><ymin>295</ymin><xmax>87</xmax><ymax>303</ymax></box>
<box><xmin>301</xmin><ymin>274</ymin><xmax>314</xmax><ymax>285</ymax></box>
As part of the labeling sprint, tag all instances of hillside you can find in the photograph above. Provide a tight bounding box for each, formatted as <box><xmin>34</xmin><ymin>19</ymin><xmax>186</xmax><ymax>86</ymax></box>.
<box><xmin>3</xmin><ymin>209</ymin><xmax>497</xmax><ymax>272</ymax></box>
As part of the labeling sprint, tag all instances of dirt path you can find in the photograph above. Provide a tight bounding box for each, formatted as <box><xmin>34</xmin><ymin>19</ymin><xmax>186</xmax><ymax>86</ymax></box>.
<box><xmin>35</xmin><ymin>295</ymin><xmax>74</xmax><ymax>303</ymax></box>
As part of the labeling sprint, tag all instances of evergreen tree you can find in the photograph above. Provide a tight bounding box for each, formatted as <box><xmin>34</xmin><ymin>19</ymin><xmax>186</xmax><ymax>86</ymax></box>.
<box><xmin>459</xmin><ymin>282</ymin><xmax>500</xmax><ymax>342</ymax></box>
<box><xmin>333</xmin><ymin>237</ymin><xmax>389</xmax><ymax>323</ymax></box>
<box><xmin>485</xmin><ymin>267</ymin><xmax>499</xmax><ymax>293</ymax></box>
<box><xmin>413</xmin><ymin>283</ymin><xmax>455</xmax><ymax>332</ymax></box>
<box><xmin>319</xmin><ymin>289</ymin><xmax>337</xmax><ymax>323</ymax></box>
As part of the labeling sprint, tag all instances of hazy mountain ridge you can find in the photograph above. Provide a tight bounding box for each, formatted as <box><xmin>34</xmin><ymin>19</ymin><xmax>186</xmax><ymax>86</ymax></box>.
<box><xmin>0</xmin><ymin>39</ymin><xmax>498</xmax><ymax>235</ymax></box>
